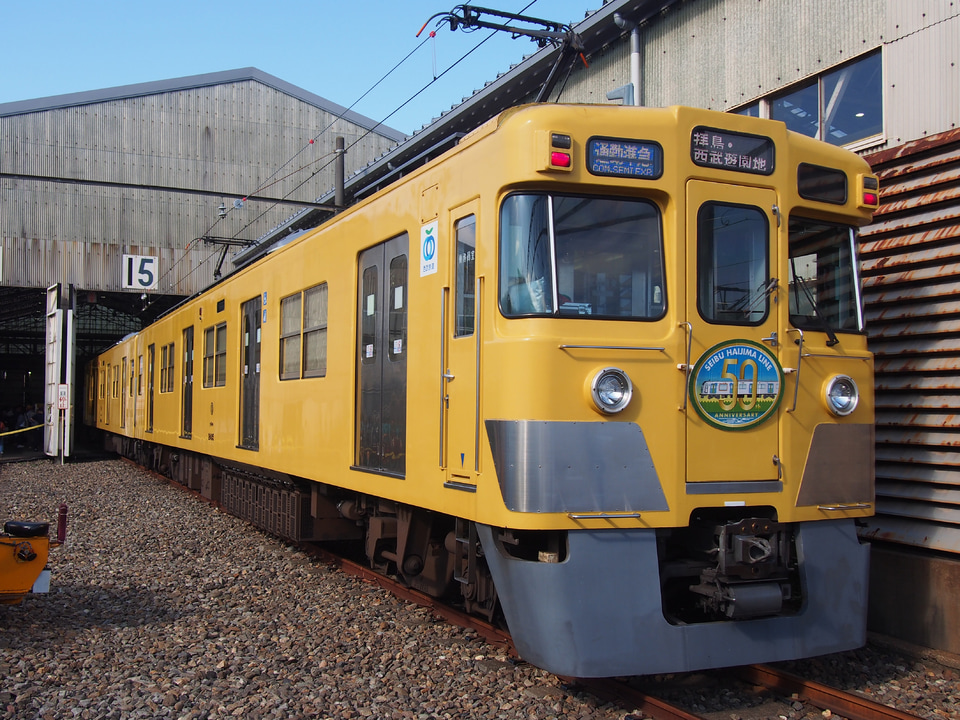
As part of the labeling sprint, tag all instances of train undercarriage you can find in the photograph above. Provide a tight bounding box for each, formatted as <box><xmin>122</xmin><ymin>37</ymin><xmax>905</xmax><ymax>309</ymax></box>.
<box><xmin>110</xmin><ymin>435</ymin><xmax>804</xmax><ymax>632</ymax></box>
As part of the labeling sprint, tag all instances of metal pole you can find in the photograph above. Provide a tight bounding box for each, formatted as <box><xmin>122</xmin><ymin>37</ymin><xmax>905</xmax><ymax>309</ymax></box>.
<box><xmin>335</xmin><ymin>137</ymin><xmax>345</xmax><ymax>213</ymax></box>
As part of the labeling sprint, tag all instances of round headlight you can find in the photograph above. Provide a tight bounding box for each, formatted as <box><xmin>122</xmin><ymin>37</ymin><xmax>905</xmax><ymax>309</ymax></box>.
<box><xmin>590</xmin><ymin>367</ymin><xmax>633</xmax><ymax>414</ymax></box>
<box><xmin>824</xmin><ymin>375</ymin><xmax>859</xmax><ymax>416</ymax></box>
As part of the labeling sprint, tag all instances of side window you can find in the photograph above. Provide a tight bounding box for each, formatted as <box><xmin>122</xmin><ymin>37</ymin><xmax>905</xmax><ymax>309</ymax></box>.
<box><xmin>279</xmin><ymin>283</ymin><xmax>328</xmax><ymax>380</ymax></box>
<box><xmin>203</xmin><ymin>327</ymin><xmax>215</xmax><ymax>387</ymax></box>
<box><xmin>455</xmin><ymin>216</ymin><xmax>476</xmax><ymax>337</ymax></box>
<box><xmin>280</xmin><ymin>294</ymin><xmax>302</xmax><ymax>380</ymax></box>
<box><xmin>303</xmin><ymin>283</ymin><xmax>328</xmax><ymax>377</ymax></box>
<box><xmin>160</xmin><ymin>346</ymin><xmax>167</xmax><ymax>393</ymax></box>
<box><xmin>203</xmin><ymin>325</ymin><xmax>226</xmax><ymax>388</ymax></box>
<box><xmin>166</xmin><ymin>343</ymin><xmax>175</xmax><ymax>392</ymax></box>
<box><xmin>137</xmin><ymin>355</ymin><xmax>143</xmax><ymax>396</ymax></box>
<box><xmin>159</xmin><ymin>343</ymin><xmax>175</xmax><ymax>393</ymax></box>
<box><xmin>214</xmin><ymin>323</ymin><xmax>227</xmax><ymax>386</ymax></box>
<box><xmin>697</xmin><ymin>202</ymin><xmax>769</xmax><ymax>326</ymax></box>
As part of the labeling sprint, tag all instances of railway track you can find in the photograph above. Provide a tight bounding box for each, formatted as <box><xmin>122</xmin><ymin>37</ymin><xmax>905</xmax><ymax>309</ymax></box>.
<box><xmin>137</xmin><ymin>460</ymin><xmax>929</xmax><ymax>720</ymax></box>
<box><xmin>728</xmin><ymin>664</ymin><xmax>925</xmax><ymax>720</ymax></box>
<box><xmin>308</xmin><ymin>540</ymin><xmax>927</xmax><ymax>720</ymax></box>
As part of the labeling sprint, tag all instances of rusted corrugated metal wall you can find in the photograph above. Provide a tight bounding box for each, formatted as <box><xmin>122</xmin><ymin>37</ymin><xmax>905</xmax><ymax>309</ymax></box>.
<box><xmin>860</xmin><ymin>128</ymin><xmax>960</xmax><ymax>553</ymax></box>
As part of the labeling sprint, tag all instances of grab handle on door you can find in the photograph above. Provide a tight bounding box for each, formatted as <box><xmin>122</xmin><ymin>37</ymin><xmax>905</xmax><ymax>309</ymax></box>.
<box><xmin>678</xmin><ymin>322</ymin><xmax>693</xmax><ymax>411</ymax></box>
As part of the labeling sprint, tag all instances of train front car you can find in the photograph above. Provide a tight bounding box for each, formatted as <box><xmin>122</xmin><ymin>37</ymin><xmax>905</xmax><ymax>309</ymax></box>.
<box><xmin>468</xmin><ymin>105</ymin><xmax>878</xmax><ymax>677</ymax></box>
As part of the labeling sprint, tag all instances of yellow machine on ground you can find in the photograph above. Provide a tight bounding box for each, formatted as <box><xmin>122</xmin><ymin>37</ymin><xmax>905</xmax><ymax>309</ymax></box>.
<box><xmin>0</xmin><ymin>506</ymin><xmax>65</xmax><ymax>605</ymax></box>
<box><xmin>92</xmin><ymin>104</ymin><xmax>879</xmax><ymax>676</ymax></box>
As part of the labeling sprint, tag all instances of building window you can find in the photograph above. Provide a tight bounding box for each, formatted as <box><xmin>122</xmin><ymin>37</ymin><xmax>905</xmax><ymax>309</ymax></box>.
<box><xmin>733</xmin><ymin>50</ymin><xmax>882</xmax><ymax>149</ymax></box>
<box><xmin>280</xmin><ymin>283</ymin><xmax>328</xmax><ymax>380</ymax></box>
<box><xmin>203</xmin><ymin>323</ymin><xmax>227</xmax><ymax>387</ymax></box>
<box><xmin>160</xmin><ymin>343</ymin><xmax>175</xmax><ymax>393</ymax></box>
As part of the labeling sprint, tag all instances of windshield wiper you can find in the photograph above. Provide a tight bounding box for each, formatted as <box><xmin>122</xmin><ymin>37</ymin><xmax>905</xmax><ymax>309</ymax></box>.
<box><xmin>791</xmin><ymin>262</ymin><xmax>839</xmax><ymax>346</ymax></box>
<box><xmin>740</xmin><ymin>277</ymin><xmax>779</xmax><ymax>319</ymax></box>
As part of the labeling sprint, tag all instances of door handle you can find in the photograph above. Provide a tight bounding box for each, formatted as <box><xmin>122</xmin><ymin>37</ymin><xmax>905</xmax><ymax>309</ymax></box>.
<box><xmin>442</xmin><ymin>371</ymin><xmax>455</xmax><ymax>381</ymax></box>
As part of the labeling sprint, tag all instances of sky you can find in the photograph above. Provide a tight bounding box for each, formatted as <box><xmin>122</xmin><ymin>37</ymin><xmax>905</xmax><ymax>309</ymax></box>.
<box><xmin>1</xmin><ymin>0</ymin><xmax>599</xmax><ymax>136</ymax></box>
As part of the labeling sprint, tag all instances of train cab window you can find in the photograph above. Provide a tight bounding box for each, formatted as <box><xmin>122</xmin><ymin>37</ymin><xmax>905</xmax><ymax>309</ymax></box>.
<box><xmin>788</xmin><ymin>217</ymin><xmax>863</xmax><ymax>334</ymax></box>
<box><xmin>499</xmin><ymin>194</ymin><xmax>664</xmax><ymax>319</ymax></box>
<box><xmin>455</xmin><ymin>215</ymin><xmax>476</xmax><ymax>337</ymax></box>
<box><xmin>697</xmin><ymin>202</ymin><xmax>769</xmax><ymax>325</ymax></box>
<box><xmin>203</xmin><ymin>323</ymin><xmax>227</xmax><ymax>387</ymax></box>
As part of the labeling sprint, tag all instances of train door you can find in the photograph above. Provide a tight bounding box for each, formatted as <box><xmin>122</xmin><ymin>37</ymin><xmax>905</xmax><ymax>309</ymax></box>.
<box><xmin>356</xmin><ymin>234</ymin><xmax>408</xmax><ymax>475</ymax></box>
<box><xmin>239</xmin><ymin>296</ymin><xmax>261</xmax><ymax>450</ymax></box>
<box><xmin>182</xmin><ymin>326</ymin><xmax>193</xmax><ymax>438</ymax></box>
<box><xmin>441</xmin><ymin>210</ymin><xmax>479</xmax><ymax>486</ymax></box>
<box><xmin>120</xmin><ymin>356</ymin><xmax>127</xmax><ymax>428</ymax></box>
<box><xmin>146</xmin><ymin>344</ymin><xmax>155</xmax><ymax>432</ymax></box>
<box><xmin>685</xmin><ymin>181</ymin><xmax>784</xmax><ymax>484</ymax></box>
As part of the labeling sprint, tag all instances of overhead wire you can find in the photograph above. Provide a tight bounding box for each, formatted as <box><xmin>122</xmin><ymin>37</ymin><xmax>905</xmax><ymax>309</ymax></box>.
<box><xmin>231</xmin><ymin>0</ymin><xmax>542</xmax><ymax>240</ymax></box>
<box><xmin>152</xmin><ymin>37</ymin><xmax>433</xmax><ymax>295</ymax></box>
<box><xmin>154</xmin><ymin>0</ymin><xmax>543</xmax><ymax>299</ymax></box>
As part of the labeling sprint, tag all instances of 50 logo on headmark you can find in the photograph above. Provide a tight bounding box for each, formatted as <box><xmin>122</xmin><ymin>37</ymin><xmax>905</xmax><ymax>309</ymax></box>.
<box><xmin>689</xmin><ymin>340</ymin><xmax>784</xmax><ymax>430</ymax></box>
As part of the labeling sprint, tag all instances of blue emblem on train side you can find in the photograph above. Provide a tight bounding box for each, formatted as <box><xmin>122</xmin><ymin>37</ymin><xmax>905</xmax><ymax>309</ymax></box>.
<box><xmin>689</xmin><ymin>340</ymin><xmax>784</xmax><ymax>431</ymax></box>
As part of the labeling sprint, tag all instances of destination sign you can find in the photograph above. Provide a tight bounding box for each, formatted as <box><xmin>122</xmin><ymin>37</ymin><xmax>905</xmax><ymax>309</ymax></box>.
<box><xmin>691</xmin><ymin>126</ymin><xmax>775</xmax><ymax>175</ymax></box>
<box><xmin>587</xmin><ymin>137</ymin><xmax>663</xmax><ymax>179</ymax></box>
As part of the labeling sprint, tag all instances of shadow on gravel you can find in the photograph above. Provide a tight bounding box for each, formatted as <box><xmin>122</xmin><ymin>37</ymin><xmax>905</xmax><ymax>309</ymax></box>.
<box><xmin>0</xmin><ymin>581</ymin><xmax>184</xmax><ymax>640</ymax></box>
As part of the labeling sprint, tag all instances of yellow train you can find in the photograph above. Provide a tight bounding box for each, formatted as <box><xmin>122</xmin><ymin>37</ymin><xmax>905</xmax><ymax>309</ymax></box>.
<box><xmin>90</xmin><ymin>103</ymin><xmax>879</xmax><ymax>677</ymax></box>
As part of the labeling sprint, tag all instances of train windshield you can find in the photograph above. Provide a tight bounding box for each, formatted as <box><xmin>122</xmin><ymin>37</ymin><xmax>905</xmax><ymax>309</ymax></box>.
<box><xmin>498</xmin><ymin>193</ymin><xmax>665</xmax><ymax>319</ymax></box>
<box><xmin>788</xmin><ymin>217</ymin><xmax>864</xmax><ymax>335</ymax></box>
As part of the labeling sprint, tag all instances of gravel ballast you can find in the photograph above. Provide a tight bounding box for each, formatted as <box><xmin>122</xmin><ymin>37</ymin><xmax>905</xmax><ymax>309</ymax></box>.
<box><xmin>2</xmin><ymin>457</ymin><xmax>959</xmax><ymax>719</ymax></box>
<box><xmin>0</xmin><ymin>459</ymin><xmax>626</xmax><ymax>720</ymax></box>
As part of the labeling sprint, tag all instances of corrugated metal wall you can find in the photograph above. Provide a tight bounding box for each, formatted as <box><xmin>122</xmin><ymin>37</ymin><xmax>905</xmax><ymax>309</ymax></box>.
<box><xmin>884</xmin><ymin>1</ymin><xmax>960</xmax><ymax>148</ymax></box>
<box><xmin>0</xmin><ymin>80</ymin><xmax>398</xmax><ymax>296</ymax></box>
<box><xmin>860</xmin><ymin>128</ymin><xmax>960</xmax><ymax>554</ymax></box>
<box><xmin>559</xmin><ymin>0</ymin><xmax>959</xmax><ymax>155</ymax></box>
<box><xmin>559</xmin><ymin>0</ymin><xmax>883</xmax><ymax>113</ymax></box>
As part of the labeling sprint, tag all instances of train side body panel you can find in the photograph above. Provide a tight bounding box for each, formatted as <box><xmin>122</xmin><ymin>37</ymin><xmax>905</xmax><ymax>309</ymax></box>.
<box><xmin>93</xmin><ymin>104</ymin><xmax>878</xmax><ymax>677</ymax></box>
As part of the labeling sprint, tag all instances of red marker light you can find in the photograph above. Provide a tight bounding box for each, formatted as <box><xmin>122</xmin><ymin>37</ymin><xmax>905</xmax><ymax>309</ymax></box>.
<box><xmin>309</xmin><ymin>139</ymin><xmax>315</xmax><ymax>144</ymax></box>
<box><xmin>551</xmin><ymin>152</ymin><xmax>571</xmax><ymax>168</ymax></box>
<box><xmin>863</xmin><ymin>192</ymin><xmax>878</xmax><ymax>205</ymax></box>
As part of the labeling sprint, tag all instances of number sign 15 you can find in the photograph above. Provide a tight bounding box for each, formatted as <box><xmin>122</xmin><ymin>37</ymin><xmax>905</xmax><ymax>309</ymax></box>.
<box><xmin>122</xmin><ymin>254</ymin><xmax>159</xmax><ymax>290</ymax></box>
